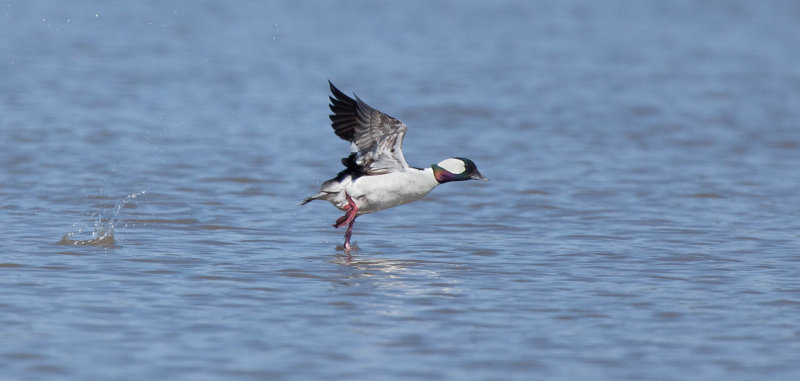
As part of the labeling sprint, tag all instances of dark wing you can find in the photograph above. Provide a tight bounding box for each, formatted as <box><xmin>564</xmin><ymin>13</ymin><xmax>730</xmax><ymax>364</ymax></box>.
<box><xmin>329</xmin><ymin>81</ymin><xmax>410</xmax><ymax>175</ymax></box>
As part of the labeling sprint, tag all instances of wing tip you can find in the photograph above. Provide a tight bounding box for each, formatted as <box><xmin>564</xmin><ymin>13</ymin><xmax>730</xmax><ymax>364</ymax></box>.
<box><xmin>328</xmin><ymin>81</ymin><xmax>352</xmax><ymax>102</ymax></box>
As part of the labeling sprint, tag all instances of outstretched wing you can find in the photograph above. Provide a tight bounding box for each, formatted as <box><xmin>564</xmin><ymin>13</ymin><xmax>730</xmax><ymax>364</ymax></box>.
<box><xmin>329</xmin><ymin>81</ymin><xmax>410</xmax><ymax>175</ymax></box>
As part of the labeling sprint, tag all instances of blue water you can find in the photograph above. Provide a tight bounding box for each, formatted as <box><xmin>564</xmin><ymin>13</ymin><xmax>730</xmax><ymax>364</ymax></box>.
<box><xmin>2</xmin><ymin>1</ymin><xmax>800</xmax><ymax>380</ymax></box>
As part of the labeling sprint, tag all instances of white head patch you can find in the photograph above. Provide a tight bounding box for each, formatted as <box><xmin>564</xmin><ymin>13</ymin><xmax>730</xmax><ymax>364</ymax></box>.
<box><xmin>436</xmin><ymin>158</ymin><xmax>466</xmax><ymax>174</ymax></box>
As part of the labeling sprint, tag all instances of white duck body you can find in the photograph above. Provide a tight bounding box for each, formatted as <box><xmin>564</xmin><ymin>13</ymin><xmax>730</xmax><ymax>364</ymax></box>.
<box><xmin>346</xmin><ymin>167</ymin><xmax>439</xmax><ymax>215</ymax></box>
<box><xmin>308</xmin><ymin>158</ymin><xmax>475</xmax><ymax>215</ymax></box>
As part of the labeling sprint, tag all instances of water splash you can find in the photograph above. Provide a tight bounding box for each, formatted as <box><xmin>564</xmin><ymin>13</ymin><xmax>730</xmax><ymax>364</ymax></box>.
<box><xmin>59</xmin><ymin>191</ymin><xmax>146</xmax><ymax>247</ymax></box>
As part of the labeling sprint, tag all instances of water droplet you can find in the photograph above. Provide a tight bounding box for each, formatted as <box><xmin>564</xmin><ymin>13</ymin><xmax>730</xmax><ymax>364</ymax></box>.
<box><xmin>59</xmin><ymin>191</ymin><xmax>146</xmax><ymax>247</ymax></box>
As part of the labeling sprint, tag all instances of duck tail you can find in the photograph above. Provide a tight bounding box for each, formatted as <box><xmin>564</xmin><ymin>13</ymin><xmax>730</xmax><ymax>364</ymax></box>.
<box><xmin>301</xmin><ymin>190</ymin><xmax>328</xmax><ymax>205</ymax></box>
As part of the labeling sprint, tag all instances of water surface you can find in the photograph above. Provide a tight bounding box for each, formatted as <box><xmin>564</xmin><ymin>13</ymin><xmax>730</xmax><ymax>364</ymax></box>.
<box><xmin>2</xmin><ymin>1</ymin><xmax>800</xmax><ymax>380</ymax></box>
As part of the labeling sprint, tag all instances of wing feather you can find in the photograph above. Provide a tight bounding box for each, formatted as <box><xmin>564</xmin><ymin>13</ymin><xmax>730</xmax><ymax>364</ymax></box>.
<box><xmin>328</xmin><ymin>81</ymin><xmax>409</xmax><ymax>175</ymax></box>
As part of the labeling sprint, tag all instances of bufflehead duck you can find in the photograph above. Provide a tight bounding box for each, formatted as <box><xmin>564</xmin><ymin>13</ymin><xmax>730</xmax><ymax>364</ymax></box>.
<box><xmin>302</xmin><ymin>82</ymin><xmax>488</xmax><ymax>251</ymax></box>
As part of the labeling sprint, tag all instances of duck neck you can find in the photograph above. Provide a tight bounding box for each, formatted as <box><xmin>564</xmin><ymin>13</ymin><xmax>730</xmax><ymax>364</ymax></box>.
<box><xmin>422</xmin><ymin>167</ymin><xmax>443</xmax><ymax>187</ymax></box>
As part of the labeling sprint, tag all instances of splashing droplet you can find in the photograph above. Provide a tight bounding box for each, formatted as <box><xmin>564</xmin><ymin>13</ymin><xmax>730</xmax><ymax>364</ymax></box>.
<box><xmin>59</xmin><ymin>191</ymin><xmax>146</xmax><ymax>247</ymax></box>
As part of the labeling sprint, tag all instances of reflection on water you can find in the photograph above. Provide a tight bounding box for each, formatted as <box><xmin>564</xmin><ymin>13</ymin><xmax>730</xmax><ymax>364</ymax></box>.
<box><xmin>334</xmin><ymin>254</ymin><xmax>421</xmax><ymax>278</ymax></box>
<box><xmin>333</xmin><ymin>254</ymin><xmax>463</xmax><ymax>299</ymax></box>
<box><xmin>333</xmin><ymin>254</ymin><xmax>422</xmax><ymax>284</ymax></box>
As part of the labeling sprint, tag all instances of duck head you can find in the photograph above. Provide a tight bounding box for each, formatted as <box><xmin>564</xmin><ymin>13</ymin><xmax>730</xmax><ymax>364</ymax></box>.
<box><xmin>432</xmin><ymin>158</ymin><xmax>489</xmax><ymax>184</ymax></box>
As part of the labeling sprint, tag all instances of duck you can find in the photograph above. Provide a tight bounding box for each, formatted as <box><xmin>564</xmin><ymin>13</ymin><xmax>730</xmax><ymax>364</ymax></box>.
<box><xmin>302</xmin><ymin>82</ymin><xmax>488</xmax><ymax>251</ymax></box>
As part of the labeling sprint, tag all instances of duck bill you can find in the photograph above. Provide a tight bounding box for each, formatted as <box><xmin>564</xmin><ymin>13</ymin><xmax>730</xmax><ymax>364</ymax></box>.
<box><xmin>470</xmin><ymin>172</ymin><xmax>490</xmax><ymax>181</ymax></box>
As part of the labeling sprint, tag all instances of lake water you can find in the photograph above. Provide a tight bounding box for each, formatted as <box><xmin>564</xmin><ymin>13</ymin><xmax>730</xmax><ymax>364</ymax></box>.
<box><xmin>2</xmin><ymin>1</ymin><xmax>800</xmax><ymax>380</ymax></box>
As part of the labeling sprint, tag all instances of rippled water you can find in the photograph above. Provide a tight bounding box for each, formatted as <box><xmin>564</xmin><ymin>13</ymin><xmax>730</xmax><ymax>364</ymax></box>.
<box><xmin>2</xmin><ymin>1</ymin><xmax>800</xmax><ymax>380</ymax></box>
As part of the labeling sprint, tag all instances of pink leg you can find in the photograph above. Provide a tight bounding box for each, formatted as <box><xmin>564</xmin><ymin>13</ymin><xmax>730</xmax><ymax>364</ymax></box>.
<box><xmin>333</xmin><ymin>194</ymin><xmax>358</xmax><ymax>228</ymax></box>
<box><xmin>334</xmin><ymin>203</ymin><xmax>351</xmax><ymax>226</ymax></box>
<box><xmin>343</xmin><ymin>217</ymin><xmax>356</xmax><ymax>252</ymax></box>
<box><xmin>332</xmin><ymin>193</ymin><xmax>358</xmax><ymax>251</ymax></box>
<box><xmin>334</xmin><ymin>214</ymin><xmax>349</xmax><ymax>227</ymax></box>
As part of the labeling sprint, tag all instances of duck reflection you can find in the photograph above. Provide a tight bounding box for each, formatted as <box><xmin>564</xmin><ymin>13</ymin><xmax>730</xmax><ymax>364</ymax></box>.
<box><xmin>330</xmin><ymin>252</ymin><xmax>463</xmax><ymax>299</ymax></box>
